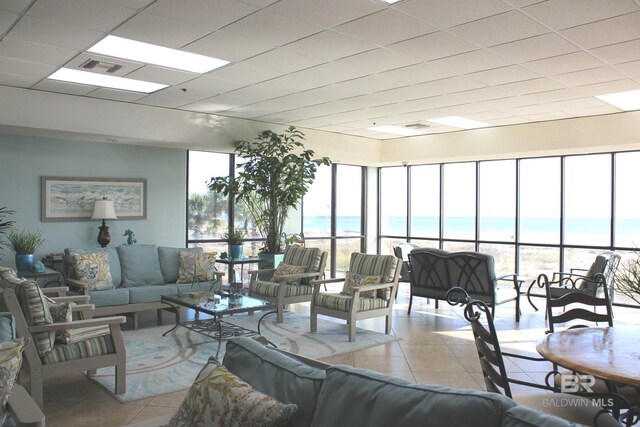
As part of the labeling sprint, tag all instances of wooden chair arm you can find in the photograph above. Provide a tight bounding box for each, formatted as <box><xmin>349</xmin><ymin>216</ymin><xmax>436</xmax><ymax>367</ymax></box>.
<box><xmin>7</xmin><ymin>384</ymin><xmax>45</xmax><ymax>427</ymax></box>
<box><xmin>50</xmin><ymin>295</ymin><xmax>90</xmax><ymax>304</ymax></box>
<box><xmin>275</xmin><ymin>271</ymin><xmax>322</xmax><ymax>280</ymax></box>
<box><xmin>248</xmin><ymin>268</ymin><xmax>276</xmax><ymax>275</ymax></box>
<box><xmin>42</xmin><ymin>286</ymin><xmax>69</xmax><ymax>296</ymax></box>
<box><xmin>352</xmin><ymin>281</ymin><xmax>395</xmax><ymax>292</ymax></box>
<box><xmin>29</xmin><ymin>316</ymin><xmax>126</xmax><ymax>332</ymax></box>
<box><xmin>66</xmin><ymin>278</ymin><xmax>89</xmax><ymax>294</ymax></box>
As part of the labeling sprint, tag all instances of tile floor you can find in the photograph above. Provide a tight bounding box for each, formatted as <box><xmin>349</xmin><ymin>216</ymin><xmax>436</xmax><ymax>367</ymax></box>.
<box><xmin>40</xmin><ymin>284</ymin><xmax>637</xmax><ymax>426</ymax></box>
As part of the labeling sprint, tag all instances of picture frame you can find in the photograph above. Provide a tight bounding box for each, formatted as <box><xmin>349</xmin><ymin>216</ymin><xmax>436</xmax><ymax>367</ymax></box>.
<box><xmin>41</xmin><ymin>177</ymin><xmax>147</xmax><ymax>221</ymax></box>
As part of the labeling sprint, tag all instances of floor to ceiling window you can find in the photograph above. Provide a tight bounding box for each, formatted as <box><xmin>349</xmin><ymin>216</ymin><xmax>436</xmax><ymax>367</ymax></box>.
<box><xmin>378</xmin><ymin>150</ymin><xmax>640</xmax><ymax>306</ymax></box>
<box><xmin>187</xmin><ymin>152</ymin><xmax>366</xmax><ymax>279</ymax></box>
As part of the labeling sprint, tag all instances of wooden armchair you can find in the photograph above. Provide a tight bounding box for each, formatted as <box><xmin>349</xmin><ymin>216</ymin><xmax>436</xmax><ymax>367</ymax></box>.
<box><xmin>310</xmin><ymin>253</ymin><xmax>401</xmax><ymax>342</ymax></box>
<box><xmin>0</xmin><ymin>268</ymin><xmax>126</xmax><ymax>409</ymax></box>
<box><xmin>249</xmin><ymin>246</ymin><xmax>328</xmax><ymax>323</ymax></box>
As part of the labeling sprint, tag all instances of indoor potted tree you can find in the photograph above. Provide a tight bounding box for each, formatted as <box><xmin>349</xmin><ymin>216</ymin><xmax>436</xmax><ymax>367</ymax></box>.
<box><xmin>6</xmin><ymin>229</ymin><xmax>45</xmax><ymax>272</ymax></box>
<box><xmin>224</xmin><ymin>227</ymin><xmax>246</xmax><ymax>259</ymax></box>
<box><xmin>208</xmin><ymin>126</ymin><xmax>330</xmax><ymax>266</ymax></box>
<box><xmin>615</xmin><ymin>251</ymin><xmax>640</xmax><ymax>305</ymax></box>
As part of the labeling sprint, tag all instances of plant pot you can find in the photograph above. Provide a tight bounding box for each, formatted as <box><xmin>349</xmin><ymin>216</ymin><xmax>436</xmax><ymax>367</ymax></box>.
<box><xmin>15</xmin><ymin>253</ymin><xmax>36</xmax><ymax>273</ymax></box>
<box><xmin>228</xmin><ymin>244</ymin><xmax>243</xmax><ymax>259</ymax></box>
<box><xmin>258</xmin><ymin>252</ymin><xmax>285</xmax><ymax>280</ymax></box>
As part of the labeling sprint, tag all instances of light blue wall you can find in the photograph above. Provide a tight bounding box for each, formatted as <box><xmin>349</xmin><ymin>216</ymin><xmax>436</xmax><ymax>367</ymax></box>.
<box><xmin>0</xmin><ymin>133</ymin><xmax>187</xmax><ymax>268</ymax></box>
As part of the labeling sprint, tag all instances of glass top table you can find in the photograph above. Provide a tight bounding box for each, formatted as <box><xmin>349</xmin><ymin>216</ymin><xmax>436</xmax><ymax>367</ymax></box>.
<box><xmin>161</xmin><ymin>291</ymin><xmax>276</xmax><ymax>358</ymax></box>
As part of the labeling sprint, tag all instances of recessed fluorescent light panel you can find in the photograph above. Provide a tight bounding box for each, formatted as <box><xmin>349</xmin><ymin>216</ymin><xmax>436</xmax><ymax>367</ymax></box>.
<box><xmin>88</xmin><ymin>35</ymin><xmax>229</xmax><ymax>73</ymax></box>
<box><xmin>48</xmin><ymin>68</ymin><xmax>168</xmax><ymax>93</ymax></box>
<box><xmin>428</xmin><ymin>116</ymin><xmax>490</xmax><ymax>129</ymax></box>
<box><xmin>596</xmin><ymin>89</ymin><xmax>640</xmax><ymax>111</ymax></box>
<box><xmin>367</xmin><ymin>125</ymin><xmax>429</xmax><ymax>136</ymax></box>
<box><xmin>382</xmin><ymin>0</ymin><xmax>403</xmax><ymax>3</ymax></box>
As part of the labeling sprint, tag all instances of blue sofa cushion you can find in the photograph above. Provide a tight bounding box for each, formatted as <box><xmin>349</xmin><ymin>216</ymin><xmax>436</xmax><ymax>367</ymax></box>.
<box><xmin>65</xmin><ymin>247</ymin><xmax>122</xmax><ymax>288</ymax></box>
<box><xmin>128</xmin><ymin>285</ymin><xmax>178</xmax><ymax>304</ymax></box>
<box><xmin>0</xmin><ymin>313</ymin><xmax>15</xmax><ymax>342</ymax></box>
<box><xmin>310</xmin><ymin>365</ymin><xmax>516</xmax><ymax>427</ymax></box>
<box><xmin>118</xmin><ymin>244</ymin><xmax>164</xmax><ymax>287</ymax></box>
<box><xmin>223</xmin><ymin>337</ymin><xmax>326</xmax><ymax>427</ymax></box>
<box><xmin>88</xmin><ymin>288</ymin><xmax>130</xmax><ymax>307</ymax></box>
<box><xmin>158</xmin><ymin>246</ymin><xmax>203</xmax><ymax>284</ymax></box>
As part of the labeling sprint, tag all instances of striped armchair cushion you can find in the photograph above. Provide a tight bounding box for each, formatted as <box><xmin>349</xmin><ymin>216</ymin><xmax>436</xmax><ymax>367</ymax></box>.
<box><xmin>251</xmin><ymin>281</ymin><xmax>314</xmax><ymax>298</ymax></box>
<box><xmin>283</xmin><ymin>246</ymin><xmax>323</xmax><ymax>285</ymax></box>
<box><xmin>42</xmin><ymin>333</ymin><xmax>115</xmax><ymax>364</ymax></box>
<box><xmin>349</xmin><ymin>253</ymin><xmax>399</xmax><ymax>300</ymax></box>
<box><xmin>313</xmin><ymin>293</ymin><xmax>387</xmax><ymax>312</ymax></box>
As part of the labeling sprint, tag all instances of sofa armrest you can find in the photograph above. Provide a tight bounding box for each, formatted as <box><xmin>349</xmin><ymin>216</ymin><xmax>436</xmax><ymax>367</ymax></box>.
<box><xmin>42</xmin><ymin>286</ymin><xmax>68</xmax><ymax>297</ymax></box>
<box><xmin>7</xmin><ymin>384</ymin><xmax>45</xmax><ymax>427</ymax></box>
<box><xmin>66</xmin><ymin>278</ymin><xmax>89</xmax><ymax>295</ymax></box>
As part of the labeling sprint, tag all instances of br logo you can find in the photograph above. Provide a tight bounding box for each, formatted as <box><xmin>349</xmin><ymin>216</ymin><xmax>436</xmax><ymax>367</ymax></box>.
<box><xmin>560</xmin><ymin>374</ymin><xmax>596</xmax><ymax>393</ymax></box>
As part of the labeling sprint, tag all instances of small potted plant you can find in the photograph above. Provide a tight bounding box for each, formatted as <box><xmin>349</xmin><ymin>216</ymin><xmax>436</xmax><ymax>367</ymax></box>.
<box><xmin>224</xmin><ymin>227</ymin><xmax>246</xmax><ymax>259</ymax></box>
<box><xmin>6</xmin><ymin>229</ymin><xmax>46</xmax><ymax>272</ymax></box>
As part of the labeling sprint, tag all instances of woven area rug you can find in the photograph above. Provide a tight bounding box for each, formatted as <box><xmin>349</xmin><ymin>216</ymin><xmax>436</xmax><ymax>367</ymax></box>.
<box><xmin>89</xmin><ymin>311</ymin><xmax>400</xmax><ymax>402</ymax></box>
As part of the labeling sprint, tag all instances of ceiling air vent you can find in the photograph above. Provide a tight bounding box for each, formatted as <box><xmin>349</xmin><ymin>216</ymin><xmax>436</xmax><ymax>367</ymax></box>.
<box><xmin>80</xmin><ymin>59</ymin><xmax>122</xmax><ymax>74</ymax></box>
<box><xmin>404</xmin><ymin>123</ymin><xmax>430</xmax><ymax>130</ymax></box>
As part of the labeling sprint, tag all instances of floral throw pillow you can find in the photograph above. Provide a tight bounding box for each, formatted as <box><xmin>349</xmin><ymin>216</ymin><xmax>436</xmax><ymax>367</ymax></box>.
<box><xmin>341</xmin><ymin>272</ymin><xmax>381</xmax><ymax>298</ymax></box>
<box><xmin>165</xmin><ymin>363</ymin><xmax>297</xmax><ymax>427</ymax></box>
<box><xmin>72</xmin><ymin>251</ymin><xmax>114</xmax><ymax>291</ymax></box>
<box><xmin>0</xmin><ymin>337</ymin><xmax>28</xmax><ymax>425</ymax></box>
<box><xmin>272</xmin><ymin>263</ymin><xmax>306</xmax><ymax>285</ymax></box>
<box><xmin>176</xmin><ymin>252</ymin><xmax>218</xmax><ymax>284</ymax></box>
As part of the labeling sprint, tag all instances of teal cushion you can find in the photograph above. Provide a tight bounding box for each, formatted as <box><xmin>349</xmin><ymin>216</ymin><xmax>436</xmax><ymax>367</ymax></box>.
<box><xmin>0</xmin><ymin>313</ymin><xmax>15</xmax><ymax>342</ymax></box>
<box><xmin>128</xmin><ymin>285</ymin><xmax>178</xmax><ymax>304</ymax></box>
<box><xmin>158</xmin><ymin>246</ymin><xmax>203</xmax><ymax>284</ymax></box>
<box><xmin>223</xmin><ymin>337</ymin><xmax>326</xmax><ymax>427</ymax></box>
<box><xmin>65</xmin><ymin>247</ymin><xmax>122</xmax><ymax>287</ymax></box>
<box><xmin>117</xmin><ymin>244</ymin><xmax>164</xmax><ymax>287</ymax></box>
<box><xmin>502</xmin><ymin>406</ymin><xmax>583</xmax><ymax>427</ymax></box>
<box><xmin>310</xmin><ymin>365</ymin><xmax>516</xmax><ymax>427</ymax></box>
<box><xmin>88</xmin><ymin>288</ymin><xmax>130</xmax><ymax>307</ymax></box>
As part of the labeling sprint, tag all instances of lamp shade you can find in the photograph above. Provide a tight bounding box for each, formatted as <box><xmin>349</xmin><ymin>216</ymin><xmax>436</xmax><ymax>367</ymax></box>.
<box><xmin>91</xmin><ymin>199</ymin><xmax>118</xmax><ymax>220</ymax></box>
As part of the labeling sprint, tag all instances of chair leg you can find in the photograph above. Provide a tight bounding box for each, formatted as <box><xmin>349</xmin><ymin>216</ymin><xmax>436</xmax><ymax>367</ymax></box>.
<box><xmin>276</xmin><ymin>306</ymin><xmax>284</xmax><ymax>323</ymax></box>
<box><xmin>157</xmin><ymin>309</ymin><xmax>163</xmax><ymax>324</ymax></box>
<box><xmin>29</xmin><ymin>370</ymin><xmax>44</xmax><ymax>410</ymax></box>
<box><xmin>349</xmin><ymin>322</ymin><xmax>356</xmax><ymax>342</ymax></box>
<box><xmin>407</xmin><ymin>294</ymin><xmax>413</xmax><ymax>315</ymax></box>
<box><xmin>435</xmin><ymin>299</ymin><xmax>439</xmax><ymax>309</ymax></box>
<box><xmin>310</xmin><ymin>311</ymin><xmax>317</xmax><ymax>332</ymax></box>
<box><xmin>115</xmin><ymin>359</ymin><xmax>126</xmax><ymax>395</ymax></box>
<box><xmin>385</xmin><ymin>315</ymin><xmax>392</xmax><ymax>335</ymax></box>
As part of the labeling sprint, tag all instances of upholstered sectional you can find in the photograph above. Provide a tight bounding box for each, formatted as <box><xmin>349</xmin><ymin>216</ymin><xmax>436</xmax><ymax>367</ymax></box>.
<box><xmin>128</xmin><ymin>337</ymin><xmax>594</xmax><ymax>427</ymax></box>
<box><xmin>63</xmin><ymin>244</ymin><xmax>222</xmax><ymax>328</ymax></box>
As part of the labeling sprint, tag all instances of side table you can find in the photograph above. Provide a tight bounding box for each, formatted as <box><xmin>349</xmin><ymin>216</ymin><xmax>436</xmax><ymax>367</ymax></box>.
<box><xmin>19</xmin><ymin>267</ymin><xmax>63</xmax><ymax>288</ymax></box>
<box><xmin>215</xmin><ymin>257</ymin><xmax>261</xmax><ymax>291</ymax></box>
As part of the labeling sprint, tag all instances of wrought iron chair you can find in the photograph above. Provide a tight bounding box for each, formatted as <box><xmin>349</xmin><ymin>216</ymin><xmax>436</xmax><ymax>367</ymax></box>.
<box><xmin>393</xmin><ymin>243</ymin><xmax>420</xmax><ymax>284</ymax></box>
<box><xmin>310</xmin><ymin>253</ymin><xmax>401</xmax><ymax>342</ymax></box>
<box><xmin>446</xmin><ymin>287</ymin><xmax>620</xmax><ymax>427</ymax></box>
<box><xmin>249</xmin><ymin>246</ymin><xmax>328</xmax><ymax>323</ymax></box>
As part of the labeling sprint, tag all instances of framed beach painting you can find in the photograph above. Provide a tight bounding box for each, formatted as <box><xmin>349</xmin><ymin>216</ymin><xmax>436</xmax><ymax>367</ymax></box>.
<box><xmin>41</xmin><ymin>177</ymin><xmax>147</xmax><ymax>221</ymax></box>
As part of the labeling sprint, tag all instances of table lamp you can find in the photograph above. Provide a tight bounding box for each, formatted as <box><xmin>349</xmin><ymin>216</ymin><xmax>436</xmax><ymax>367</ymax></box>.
<box><xmin>91</xmin><ymin>198</ymin><xmax>118</xmax><ymax>247</ymax></box>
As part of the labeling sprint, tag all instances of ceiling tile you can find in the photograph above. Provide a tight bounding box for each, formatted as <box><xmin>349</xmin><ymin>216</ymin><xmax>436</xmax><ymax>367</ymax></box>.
<box><xmin>0</xmin><ymin>38</ymin><xmax>77</xmax><ymax>66</ymax></box>
<box><xmin>489</xmin><ymin>33</ymin><xmax>579</xmax><ymax>63</ymax></box>
<box><xmin>0</xmin><ymin>0</ymin><xmax>31</xmax><ymax>13</ymax></box>
<box><xmin>241</xmin><ymin>45</ymin><xmax>327</xmax><ymax>74</ymax></box>
<box><xmin>33</xmin><ymin>78</ymin><xmax>97</xmax><ymax>95</ymax></box>
<box><xmin>27</xmin><ymin>0</ymin><xmax>134</xmax><ymax>32</ymax></box>
<box><xmin>101</xmin><ymin>0</ymin><xmax>154</xmax><ymax>8</ymax></box>
<box><xmin>181</xmin><ymin>101</ymin><xmax>236</xmax><ymax>113</ymax></box>
<box><xmin>266</xmin><ymin>0</ymin><xmax>384</xmax><ymax>28</ymax></box>
<box><xmin>145</xmin><ymin>0</ymin><xmax>258</xmax><ymax>31</ymax></box>
<box><xmin>523</xmin><ymin>0</ymin><xmax>639</xmax><ymax>30</ymax></box>
<box><xmin>395</xmin><ymin>0</ymin><xmax>511</xmax><ymax>29</ymax></box>
<box><xmin>185</xmin><ymin>30</ymin><xmax>275</xmax><ymax>62</ymax></box>
<box><xmin>573</xmin><ymin>79</ymin><xmax>640</xmax><ymax>96</ymax></box>
<box><xmin>430</xmin><ymin>50</ymin><xmax>512</xmax><ymax>74</ymax></box>
<box><xmin>377</xmin><ymin>62</ymin><xmax>452</xmax><ymax>85</ymax></box>
<box><xmin>7</xmin><ymin>15</ymin><xmax>103</xmax><ymax>50</ymax></box>
<box><xmin>285</xmin><ymin>30</ymin><xmax>375</xmax><ymax>61</ymax></box>
<box><xmin>0</xmin><ymin>71</ymin><xmax>39</xmax><ymax>87</ymax></box>
<box><xmin>552</xmin><ymin>66</ymin><xmax>627</xmax><ymax>87</ymax></box>
<box><xmin>112</xmin><ymin>12</ymin><xmax>211</xmax><ymax>48</ymax></box>
<box><xmin>334</xmin><ymin>8</ymin><xmax>436</xmax><ymax>46</ymax></box>
<box><xmin>207</xmin><ymin>83</ymin><xmax>293</xmax><ymax>106</ymax></box>
<box><xmin>0</xmin><ymin>56</ymin><xmax>57</xmax><ymax>77</ymax></box>
<box><xmin>221</xmin><ymin>9</ymin><xmax>322</xmax><ymax>47</ymax></box>
<box><xmin>591</xmin><ymin>39</ymin><xmax>640</xmax><ymax>64</ymax></box>
<box><xmin>209</xmin><ymin>62</ymin><xmax>282</xmax><ymax>85</ymax></box>
<box><xmin>524</xmin><ymin>51</ymin><xmax>606</xmax><ymax>75</ymax></box>
<box><xmin>467</xmin><ymin>65</ymin><xmax>541</xmax><ymax>85</ymax></box>
<box><xmin>125</xmin><ymin>65</ymin><xmax>195</xmax><ymax>86</ymax></box>
<box><xmin>387</xmin><ymin>31</ymin><xmax>476</xmax><ymax>61</ymax></box>
<box><xmin>177</xmin><ymin>74</ymin><xmax>247</xmax><ymax>97</ymax></box>
<box><xmin>0</xmin><ymin>10</ymin><xmax>19</xmax><ymax>35</ymax></box>
<box><xmin>561</xmin><ymin>11</ymin><xmax>640</xmax><ymax>49</ymax></box>
<box><xmin>497</xmin><ymin>78</ymin><xmax>565</xmax><ymax>96</ymax></box>
<box><xmin>518</xmin><ymin>88</ymin><xmax>584</xmax><ymax>104</ymax></box>
<box><xmin>616</xmin><ymin>60</ymin><xmax>640</xmax><ymax>77</ymax></box>
<box><xmin>86</xmin><ymin>87</ymin><xmax>147</xmax><ymax>102</ymax></box>
<box><xmin>334</xmin><ymin>47</ymin><xmax>421</xmax><ymax>75</ymax></box>
<box><xmin>449</xmin><ymin>10</ymin><xmax>548</xmax><ymax>47</ymax></box>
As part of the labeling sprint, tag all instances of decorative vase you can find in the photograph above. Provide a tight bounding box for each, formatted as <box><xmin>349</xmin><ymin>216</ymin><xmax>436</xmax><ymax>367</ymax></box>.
<box><xmin>15</xmin><ymin>254</ymin><xmax>36</xmax><ymax>273</ymax></box>
<box><xmin>229</xmin><ymin>244</ymin><xmax>243</xmax><ymax>259</ymax></box>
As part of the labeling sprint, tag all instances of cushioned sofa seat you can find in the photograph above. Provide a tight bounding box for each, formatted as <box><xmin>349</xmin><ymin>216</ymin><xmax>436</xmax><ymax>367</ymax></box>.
<box><xmin>128</xmin><ymin>285</ymin><xmax>178</xmax><ymax>304</ymax></box>
<box><xmin>87</xmin><ymin>288</ymin><xmax>130</xmax><ymax>307</ymax></box>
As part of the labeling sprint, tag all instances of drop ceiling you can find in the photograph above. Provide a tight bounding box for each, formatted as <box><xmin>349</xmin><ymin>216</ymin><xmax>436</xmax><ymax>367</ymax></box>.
<box><xmin>1</xmin><ymin>0</ymin><xmax>640</xmax><ymax>140</ymax></box>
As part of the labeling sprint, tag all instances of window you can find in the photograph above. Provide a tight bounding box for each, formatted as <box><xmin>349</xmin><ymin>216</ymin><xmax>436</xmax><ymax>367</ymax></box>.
<box><xmin>443</xmin><ymin>162</ymin><xmax>476</xmax><ymax>239</ymax></box>
<box><xmin>519</xmin><ymin>157</ymin><xmax>560</xmax><ymax>244</ymax></box>
<box><xmin>615</xmin><ymin>152</ymin><xmax>640</xmax><ymax>248</ymax></box>
<box><xmin>380</xmin><ymin>167</ymin><xmax>407</xmax><ymax>237</ymax></box>
<box><xmin>479</xmin><ymin>160</ymin><xmax>515</xmax><ymax>242</ymax></box>
<box><xmin>410</xmin><ymin>165</ymin><xmax>440</xmax><ymax>238</ymax></box>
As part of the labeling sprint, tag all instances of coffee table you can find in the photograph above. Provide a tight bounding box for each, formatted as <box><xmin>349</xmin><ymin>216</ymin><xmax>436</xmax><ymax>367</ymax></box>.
<box><xmin>161</xmin><ymin>292</ymin><xmax>276</xmax><ymax>358</ymax></box>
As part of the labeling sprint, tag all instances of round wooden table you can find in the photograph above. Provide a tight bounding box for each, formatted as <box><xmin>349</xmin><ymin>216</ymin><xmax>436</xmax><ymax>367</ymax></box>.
<box><xmin>536</xmin><ymin>327</ymin><xmax>640</xmax><ymax>388</ymax></box>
